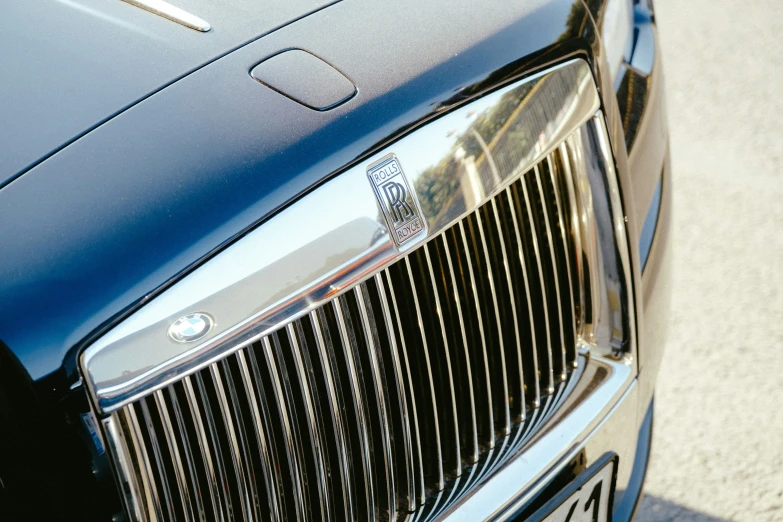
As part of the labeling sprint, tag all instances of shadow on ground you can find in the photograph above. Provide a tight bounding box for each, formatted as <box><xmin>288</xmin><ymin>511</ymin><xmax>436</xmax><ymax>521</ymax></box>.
<box><xmin>635</xmin><ymin>495</ymin><xmax>729</xmax><ymax>522</ymax></box>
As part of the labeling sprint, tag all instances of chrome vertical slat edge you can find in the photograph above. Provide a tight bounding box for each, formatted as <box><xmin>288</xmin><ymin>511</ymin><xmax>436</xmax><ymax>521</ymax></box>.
<box><xmin>355</xmin><ymin>284</ymin><xmax>397</xmax><ymax>521</ymax></box>
<box><xmin>103</xmin><ymin>413</ymin><xmax>150</xmax><ymax>522</ymax></box>
<box><xmin>473</xmin><ymin>208</ymin><xmax>511</xmax><ymax>435</ymax></box>
<box><xmin>236</xmin><ymin>350</ymin><xmax>281</xmax><ymax>522</ymax></box>
<box><xmin>457</xmin><ymin>220</ymin><xmax>495</xmax><ymax>446</ymax></box>
<box><xmin>165</xmin><ymin>386</ymin><xmax>210</xmax><ymax>520</ymax></box>
<box><xmin>285</xmin><ymin>323</ymin><xmax>332</xmax><ymax>522</ymax></box>
<box><xmin>190</xmin><ymin>374</ymin><xmax>233</xmax><ymax>518</ymax></box>
<box><xmin>383</xmin><ymin>267</ymin><xmax>426</xmax><ymax>506</ymax></box>
<box><xmin>565</xmin><ymin>130</ymin><xmax>601</xmax><ymax>346</ymax></box>
<box><xmin>503</xmin><ymin>186</ymin><xmax>541</xmax><ymax>409</ymax></box>
<box><xmin>152</xmin><ymin>392</ymin><xmax>195</xmax><ymax>520</ymax></box>
<box><xmin>558</xmin><ymin>141</ymin><xmax>586</xmax><ymax>348</ymax></box>
<box><xmin>332</xmin><ymin>298</ymin><xmax>377</xmax><ymax>522</ymax></box>
<box><xmin>517</xmin><ymin>172</ymin><xmax>556</xmax><ymax>394</ymax></box>
<box><xmin>489</xmin><ymin>198</ymin><xmax>526</xmax><ymax>422</ymax></box>
<box><xmin>437</xmin><ymin>234</ymin><xmax>479</xmax><ymax>464</ymax></box>
<box><xmin>533</xmin><ymin>162</ymin><xmax>567</xmax><ymax>381</ymax></box>
<box><xmin>403</xmin><ymin>256</ymin><xmax>445</xmax><ymax>489</ymax></box>
<box><xmin>309</xmin><ymin>310</ymin><xmax>354</xmax><ymax>520</ymax></box>
<box><xmin>178</xmin><ymin>379</ymin><xmax>223</xmax><ymax>519</ymax></box>
<box><xmin>373</xmin><ymin>273</ymin><xmax>418</xmax><ymax>511</ymax></box>
<box><xmin>260</xmin><ymin>335</ymin><xmax>307</xmax><ymax>522</ymax></box>
<box><xmin>210</xmin><ymin>362</ymin><xmax>256</xmax><ymax>521</ymax></box>
<box><xmin>547</xmin><ymin>151</ymin><xmax>579</xmax><ymax>367</ymax></box>
<box><xmin>137</xmin><ymin>400</ymin><xmax>176</xmax><ymax>521</ymax></box>
<box><xmin>124</xmin><ymin>405</ymin><xmax>164</xmax><ymax>521</ymax></box>
<box><xmin>422</xmin><ymin>245</ymin><xmax>461</xmax><ymax>475</ymax></box>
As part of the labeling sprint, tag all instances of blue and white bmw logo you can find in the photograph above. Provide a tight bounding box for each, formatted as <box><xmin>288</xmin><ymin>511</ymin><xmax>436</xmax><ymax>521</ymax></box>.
<box><xmin>168</xmin><ymin>312</ymin><xmax>214</xmax><ymax>343</ymax></box>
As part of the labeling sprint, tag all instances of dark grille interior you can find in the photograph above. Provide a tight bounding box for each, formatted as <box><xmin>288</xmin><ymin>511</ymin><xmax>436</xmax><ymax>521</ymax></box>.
<box><xmin>109</xmin><ymin>140</ymin><xmax>590</xmax><ymax>522</ymax></box>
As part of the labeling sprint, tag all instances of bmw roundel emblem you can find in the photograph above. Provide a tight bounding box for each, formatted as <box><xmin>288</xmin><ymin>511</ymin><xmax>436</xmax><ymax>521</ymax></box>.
<box><xmin>168</xmin><ymin>312</ymin><xmax>214</xmax><ymax>343</ymax></box>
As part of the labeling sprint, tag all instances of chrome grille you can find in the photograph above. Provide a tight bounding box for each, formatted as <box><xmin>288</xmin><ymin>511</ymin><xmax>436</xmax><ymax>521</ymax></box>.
<box><xmin>106</xmin><ymin>138</ymin><xmax>594</xmax><ymax>522</ymax></box>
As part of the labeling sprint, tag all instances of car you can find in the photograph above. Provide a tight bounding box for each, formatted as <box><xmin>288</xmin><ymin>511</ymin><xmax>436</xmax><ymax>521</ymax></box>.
<box><xmin>0</xmin><ymin>0</ymin><xmax>670</xmax><ymax>520</ymax></box>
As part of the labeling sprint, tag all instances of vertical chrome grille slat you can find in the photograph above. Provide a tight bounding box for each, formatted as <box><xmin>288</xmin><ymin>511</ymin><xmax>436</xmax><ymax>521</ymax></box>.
<box><xmin>455</xmin><ymin>220</ymin><xmax>495</xmax><ymax>447</ymax></box>
<box><xmin>124</xmin><ymin>404</ymin><xmax>164</xmax><ymax>521</ymax></box>
<box><xmin>487</xmin><ymin>197</ymin><xmax>526</xmax><ymax>422</ymax></box>
<box><xmin>435</xmin><ymin>233</ymin><xmax>479</xmax><ymax>464</ymax></box>
<box><xmin>382</xmin><ymin>268</ymin><xmax>426</xmax><ymax>506</ymax></box>
<box><xmin>191</xmin><ymin>373</ymin><xmax>236</xmax><ymax>519</ymax></box>
<box><xmin>502</xmin><ymin>186</ymin><xmax>542</xmax><ymax>409</ymax></box>
<box><xmin>152</xmin><ymin>390</ymin><xmax>196</xmax><ymax>520</ymax></box>
<box><xmin>401</xmin><ymin>256</ymin><xmax>445</xmax><ymax>489</ymax></box>
<box><xmin>332</xmin><ymin>298</ymin><xmax>377</xmax><ymax>522</ymax></box>
<box><xmin>208</xmin><ymin>363</ymin><xmax>253</xmax><ymax>522</ymax></box>
<box><xmin>257</xmin><ymin>336</ymin><xmax>307</xmax><ymax>522</ymax></box>
<box><xmin>373</xmin><ymin>272</ymin><xmax>418</xmax><ymax>511</ymax></box>
<box><xmin>105</xmin><ymin>121</ymin><xmax>605</xmax><ymax>522</ymax></box>
<box><xmin>354</xmin><ymin>284</ymin><xmax>397</xmax><ymax>521</ymax></box>
<box><xmin>180</xmin><ymin>377</ymin><xmax>223</xmax><ymax>519</ymax></box>
<box><xmin>309</xmin><ymin>310</ymin><xmax>355</xmax><ymax>521</ymax></box>
<box><xmin>516</xmin><ymin>172</ymin><xmax>556</xmax><ymax>394</ymax></box>
<box><xmin>558</xmin><ymin>140</ymin><xmax>586</xmax><ymax>347</ymax></box>
<box><xmin>235</xmin><ymin>350</ymin><xmax>281</xmax><ymax>522</ymax></box>
<box><xmin>531</xmin><ymin>162</ymin><xmax>567</xmax><ymax>382</ymax></box>
<box><xmin>472</xmin><ymin>209</ymin><xmax>511</xmax><ymax>435</ymax></box>
<box><xmin>138</xmin><ymin>399</ymin><xmax>177</xmax><ymax>521</ymax></box>
<box><xmin>421</xmin><ymin>244</ymin><xmax>461</xmax><ymax>475</ymax></box>
<box><xmin>545</xmin><ymin>151</ymin><xmax>579</xmax><ymax>368</ymax></box>
<box><xmin>284</xmin><ymin>323</ymin><xmax>331</xmax><ymax>522</ymax></box>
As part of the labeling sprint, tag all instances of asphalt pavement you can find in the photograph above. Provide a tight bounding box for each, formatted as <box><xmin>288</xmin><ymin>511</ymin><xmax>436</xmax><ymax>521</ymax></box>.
<box><xmin>634</xmin><ymin>1</ymin><xmax>783</xmax><ymax>521</ymax></box>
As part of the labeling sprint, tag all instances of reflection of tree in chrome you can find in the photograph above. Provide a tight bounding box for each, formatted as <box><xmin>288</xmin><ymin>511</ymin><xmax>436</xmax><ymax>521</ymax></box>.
<box><xmin>414</xmin><ymin>81</ymin><xmax>536</xmax><ymax>219</ymax></box>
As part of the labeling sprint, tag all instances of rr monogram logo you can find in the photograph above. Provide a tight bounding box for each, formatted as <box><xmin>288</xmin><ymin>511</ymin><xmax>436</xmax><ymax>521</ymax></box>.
<box><xmin>381</xmin><ymin>181</ymin><xmax>414</xmax><ymax>224</ymax></box>
<box><xmin>367</xmin><ymin>154</ymin><xmax>426</xmax><ymax>247</ymax></box>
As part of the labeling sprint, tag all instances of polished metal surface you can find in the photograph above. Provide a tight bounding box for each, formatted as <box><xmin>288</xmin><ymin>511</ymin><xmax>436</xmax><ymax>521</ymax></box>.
<box><xmin>83</xmin><ymin>58</ymin><xmax>602</xmax><ymax>413</ymax></box>
<box><xmin>367</xmin><ymin>154</ymin><xmax>427</xmax><ymax>247</ymax></box>
<box><xmin>91</xmin><ymin>58</ymin><xmax>638</xmax><ymax>522</ymax></box>
<box><xmin>167</xmin><ymin>312</ymin><xmax>214</xmax><ymax>343</ymax></box>
<box><xmin>121</xmin><ymin>0</ymin><xmax>211</xmax><ymax>32</ymax></box>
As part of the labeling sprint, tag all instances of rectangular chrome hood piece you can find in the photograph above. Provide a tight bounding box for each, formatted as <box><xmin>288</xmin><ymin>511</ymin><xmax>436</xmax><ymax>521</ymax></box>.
<box><xmin>81</xmin><ymin>59</ymin><xmax>619</xmax><ymax>414</ymax></box>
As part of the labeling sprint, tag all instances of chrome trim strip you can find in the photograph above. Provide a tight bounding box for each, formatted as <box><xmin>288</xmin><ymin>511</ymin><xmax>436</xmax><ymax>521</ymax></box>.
<box><xmin>474</xmin><ymin>208</ymin><xmax>511</xmax><ymax>435</ymax></box>
<box><xmin>332</xmin><ymin>298</ymin><xmax>376</xmax><ymax>521</ymax></box>
<box><xmin>124</xmin><ymin>405</ymin><xmax>164</xmax><ymax>521</ymax></box>
<box><xmin>438</xmin><ymin>234</ymin><xmax>479</xmax><ymax>464</ymax></box>
<box><xmin>382</xmin><ymin>268</ymin><xmax>426</xmax><ymax>505</ymax></box>
<box><xmin>355</xmin><ymin>284</ymin><xmax>396</xmax><ymax>521</ymax></box>
<box><xmin>208</xmin><ymin>363</ymin><xmax>253</xmax><ymax>522</ymax></box>
<box><xmin>138</xmin><ymin>400</ymin><xmax>175</xmax><ymax>521</ymax></box>
<box><xmin>422</xmin><ymin>244</ymin><xmax>461</xmax><ymax>476</ymax></box>
<box><xmin>489</xmin><ymin>197</ymin><xmax>525</xmax><ymax>422</ymax></box>
<box><xmin>82</xmin><ymin>59</ymin><xmax>601</xmax><ymax>413</ymax></box>
<box><xmin>181</xmin><ymin>376</ymin><xmax>224</xmax><ymax>517</ymax></box>
<box><xmin>403</xmin><ymin>256</ymin><xmax>445</xmax><ymax>490</ymax></box>
<box><xmin>152</xmin><ymin>391</ymin><xmax>194</xmax><ymax>520</ymax></box>
<box><xmin>503</xmin><ymin>186</ymin><xmax>541</xmax><ymax>408</ymax></box>
<box><xmin>457</xmin><ymin>220</ymin><xmax>494</xmax><ymax>447</ymax></box>
<box><xmin>122</xmin><ymin>0</ymin><xmax>211</xmax><ymax>32</ymax></box>
<box><xmin>286</xmin><ymin>322</ymin><xmax>331</xmax><ymax>522</ymax></box>
<box><xmin>309</xmin><ymin>310</ymin><xmax>354</xmax><ymax>520</ymax></box>
<box><xmin>373</xmin><ymin>273</ymin><xmax>417</xmax><ymax>511</ymax></box>
<box><xmin>236</xmin><ymin>350</ymin><xmax>282</xmax><ymax>522</ymax></box>
<box><xmin>103</xmin><ymin>414</ymin><xmax>149</xmax><ymax>522</ymax></box>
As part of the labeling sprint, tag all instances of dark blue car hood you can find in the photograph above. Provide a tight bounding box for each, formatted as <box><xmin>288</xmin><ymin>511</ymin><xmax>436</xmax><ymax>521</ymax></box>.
<box><xmin>0</xmin><ymin>0</ymin><xmax>597</xmax><ymax>388</ymax></box>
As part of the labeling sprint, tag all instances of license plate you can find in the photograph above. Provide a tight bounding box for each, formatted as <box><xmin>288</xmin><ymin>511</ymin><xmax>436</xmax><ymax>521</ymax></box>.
<box><xmin>531</xmin><ymin>454</ymin><xmax>618</xmax><ymax>522</ymax></box>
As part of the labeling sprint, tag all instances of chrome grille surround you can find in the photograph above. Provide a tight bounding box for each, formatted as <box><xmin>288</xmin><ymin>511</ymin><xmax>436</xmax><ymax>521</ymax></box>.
<box><xmin>81</xmin><ymin>58</ymin><xmax>636</xmax><ymax>521</ymax></box>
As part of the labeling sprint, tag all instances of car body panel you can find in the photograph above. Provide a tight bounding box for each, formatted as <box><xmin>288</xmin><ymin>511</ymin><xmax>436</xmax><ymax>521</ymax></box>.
<box><xmin>0</xmin><ymin>0</ymin><xmax>339</xmax><ymax>185</ymax></box>
<box><xmin>0</xmin><ymin>0</ymin><xmax>596</xmax><ymax>384</ymax></box>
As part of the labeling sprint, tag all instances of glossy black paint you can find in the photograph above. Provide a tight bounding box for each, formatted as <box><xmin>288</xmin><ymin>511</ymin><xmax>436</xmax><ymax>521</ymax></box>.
<box><xmin>0</xmin><ymin>0</ymin><xmax>671</xmax><ymax>519</ymax></box>
<box><xmin>0</xmin><ymin>0</ymin><xmax>599</xmax><ymax>387</ymax></box>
